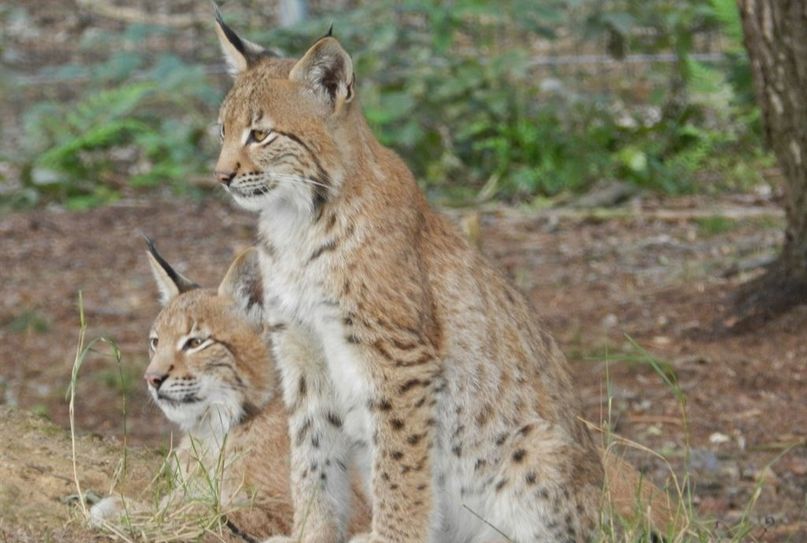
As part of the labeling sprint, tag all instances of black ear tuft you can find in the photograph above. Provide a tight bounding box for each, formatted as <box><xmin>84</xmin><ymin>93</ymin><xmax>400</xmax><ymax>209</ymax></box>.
<box><xmin>143</xmin><ymin>234</ymin><xmax>199</xmax><ymax>291</ymax></box>
<box><xmin>317</xmin><ymin>23</ymin><xmax>334</xmax><ymax>42</ymax></box>
<box><xmin>214</xmin><ymin>5</ymin><xmax>248</xmax><ymax>57</ymax></box>
<box><xmin>142</xmin><ymin>233</ymin><xmax>199</xmax><ymax>305</ymax></box>
<box><xmin>213</xmin><ymin>5</ymin><xmax>275</xmax><ymax>76</ymax></box>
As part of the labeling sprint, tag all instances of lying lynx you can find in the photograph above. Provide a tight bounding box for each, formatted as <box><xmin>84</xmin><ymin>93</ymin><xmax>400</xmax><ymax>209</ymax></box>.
<box><xmin>89</xmin><ymin>240</ymin><xmax>369</xmax><ymax>540</ymax></box>
<box><xmin>212</xmin><ymin>12</ymin><xmax>675</xmax><ymax>543</ymax></box>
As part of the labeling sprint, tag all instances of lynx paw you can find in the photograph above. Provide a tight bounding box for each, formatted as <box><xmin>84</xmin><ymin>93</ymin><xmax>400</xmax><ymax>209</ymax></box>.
<box><xmin>89</xmin><ymin>496</ymin><xmax>125</xmax><ymax>526</ymax></box>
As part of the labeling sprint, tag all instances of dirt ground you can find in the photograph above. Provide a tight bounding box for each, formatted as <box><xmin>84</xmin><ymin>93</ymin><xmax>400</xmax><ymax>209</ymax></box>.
<box><xmin>0</xmin><ymin>405</ymin><xmax>161</xmax><ymax>542</ymax></box>
<box><xmin>1</xmin><ymin>191</ymin><xmax>805</xmax><ymax>541</ymax></box>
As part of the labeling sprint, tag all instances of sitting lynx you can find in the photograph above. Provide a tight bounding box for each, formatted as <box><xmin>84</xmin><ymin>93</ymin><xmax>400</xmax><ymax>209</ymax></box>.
<box><xmin>89</xmin><ymin>240</ymin><xmax>370</xmax><ymax>540</ymax></box>
<box><xmin>211</xmin><ymin>12</ymin><xmax>676</xmax><ymax>543</ymax></box>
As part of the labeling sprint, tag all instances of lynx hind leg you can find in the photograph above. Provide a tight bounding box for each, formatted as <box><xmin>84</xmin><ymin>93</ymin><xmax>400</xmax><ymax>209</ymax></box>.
<box><xmin>481</xmin><ymin>422</ymin><xmax>603</xmax><ymax>543</ymax></box>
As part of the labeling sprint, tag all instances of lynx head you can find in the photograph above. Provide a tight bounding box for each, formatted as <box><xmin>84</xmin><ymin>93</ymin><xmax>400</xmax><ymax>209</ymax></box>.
<box><xmin>213</xmin><ymin>10</ymin><xmax>357</xmax><ymax>215</ymax></box>
<box><xmin>143</xmin><ymin>238</ymin><xmax>272</xmax><ymax>436</ymax></box>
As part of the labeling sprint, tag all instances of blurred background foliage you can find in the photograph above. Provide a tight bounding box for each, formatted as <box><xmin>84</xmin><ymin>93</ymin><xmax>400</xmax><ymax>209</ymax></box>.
<box><xmin>0</xmin><ymin>0</ymin><xmax>772</xmax><ymax>210</ymax></box>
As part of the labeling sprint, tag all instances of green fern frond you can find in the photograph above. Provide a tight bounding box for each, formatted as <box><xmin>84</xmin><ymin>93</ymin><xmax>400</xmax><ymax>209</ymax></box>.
<box><xmin>65</xmin><ymin>82</ymin><xmax>156</xmax><ymax>132</ymax></box>
<box><xmin>39</xmin><ymin>119</ymin><xmax>150</xmax><ymax>169</ymax></box>
<box><xmin>710</xmin><ymin>0</ymin><xmax>743</xmax><ymax>46</ymax></box>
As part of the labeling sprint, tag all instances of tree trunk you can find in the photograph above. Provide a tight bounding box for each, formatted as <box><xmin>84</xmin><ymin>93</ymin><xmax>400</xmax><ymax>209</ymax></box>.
<box><xmin>734</xmin><ymin>0</ymin><xmax>807</xmax><ymax>323</ymax></box>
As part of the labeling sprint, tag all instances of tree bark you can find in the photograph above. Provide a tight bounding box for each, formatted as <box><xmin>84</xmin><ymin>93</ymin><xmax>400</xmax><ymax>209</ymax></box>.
<box><xmin>734</xmin><ymin>0</ymin><xmax>807</xmax><ymax>323</ymax></box>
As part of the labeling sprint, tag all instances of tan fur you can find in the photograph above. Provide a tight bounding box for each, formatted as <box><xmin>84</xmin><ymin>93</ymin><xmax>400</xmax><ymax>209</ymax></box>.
<box><xmin>602</xmin><ymin>450</ymin><xmax>681</xmax><ymax>534</ymax></box>
<box><xmin>90</xmin><ymin>247</ymin><xmax>369</xmax><ymax>540</ymax></box>
<box><xmin>212</xmin><ymin>16</ymin><xmax>676</xmax><ymax>543</ymax></box>
<box><xmin>88</xmin><ymin>249</ymin><xmax>677</xmax><ymax>542</ymax></box>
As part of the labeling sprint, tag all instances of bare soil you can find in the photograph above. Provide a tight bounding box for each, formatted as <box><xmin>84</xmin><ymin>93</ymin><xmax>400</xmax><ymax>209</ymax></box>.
<box><xmin>1</xmin><ymin>193</ymin><xmax>805</xmax><ymax>541</ymax></box>
<box><xmin>0</xmin><ymin>405</ymin><xmax>160</xmax><ymax>542</ymax></box>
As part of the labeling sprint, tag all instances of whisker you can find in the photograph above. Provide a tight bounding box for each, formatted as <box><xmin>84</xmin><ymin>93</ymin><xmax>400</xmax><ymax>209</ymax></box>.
<box><xmin>269</xmin><ymin>173</ymin><xmax>330</xmax><ymax>190</ymax></box>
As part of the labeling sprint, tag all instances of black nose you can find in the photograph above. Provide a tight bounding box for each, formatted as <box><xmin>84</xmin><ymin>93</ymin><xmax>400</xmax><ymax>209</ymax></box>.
<box><xmin>216</xmin><ymin>170</ymin><xmax>236</xmax><ymax>186</ymax></box>
<box><xmin>144</xmin><ymin>372</ymin><xmax>168</xmax><ymax>390</ymax></box>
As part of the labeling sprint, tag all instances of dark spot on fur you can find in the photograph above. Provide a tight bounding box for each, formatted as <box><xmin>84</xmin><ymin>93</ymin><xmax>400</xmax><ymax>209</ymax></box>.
<box><xmin>298</xmin><ymin>376</ymin><xmax>307</xmax><ymax>397</ymax></box>
<box><xmin>326</xmin><ymin>412</ymin><xmax>342</xmax><ymax>428</ymax></box>
<box><xmin>390</xmin><ymin>451</ymin><xmax>404</xmax><ymax>461</ymax></box>
<box><xmin>390</xmin><ymin>337</ymin><xmax>417</xmax><ymax>350</ymax></box>
<box><xmin>407</xmin><ymin>433</ymin><xmax>422</xmax><ymax>446</ymax></box>
<box><xmin>476</xmin><ymin>404</ymin><xmax>493</xmax><ymax>426</ymax></box>
<box><xmin>326</xmin><ymin>213</ymin><xmax>337</xmax><ymax>231</ymax></box>
<box><xmin>495</xmin><ymin>479</ymin><xmax>508</xmax><ymax>492</ymax></box>
<box><xmin>399</xmin><ymin>378</ymin><xmax>423</xmax><ymax>394</ymax></box>
<box><xmin>390</xmin><ymin>418</ymin><xmax>405</xmax><ymax>431</ymax></box>
<box><xmin>296</xmin><ymin>418</ymin><xmax>311</xmax><ymax>445</ymax></box>
<box><xmin>512</xmin><ymin>449</ymin><xmax>527</xmax><ymax>463</ymax></box>
<box><xmin>495</xmin><ymin>433</ymin><xmax>508</xmax><ymax>446</ymax></box>
<box><xmin>308</xmin><ymin>239</ymin><xmax>337</xmax><ymax>262</ymax></box>
<box><xmin>526</xmin><ymin>471</ymin><xmax>537</xmax><ymax>485</ymax></box>
<box><xmin>451</xmin><ymin>445</ymin><xmax>462</xmax><ymax>457</ymax></box>
<box><xmin>267</xmin><ymin>322</ymin><xmax>287</xmax><ymax>333</ymax></box>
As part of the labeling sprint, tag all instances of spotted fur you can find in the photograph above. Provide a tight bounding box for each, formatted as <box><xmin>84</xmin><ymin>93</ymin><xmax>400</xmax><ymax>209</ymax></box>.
<box><xmin>90</xmin><ymin>243</ymin><xmax>369</xmax><ymax>540</ymax></box>
<box><xmin>212</xmin><ymin>13</ymin><xmax>650</xmax><ymax>543</ymax></box>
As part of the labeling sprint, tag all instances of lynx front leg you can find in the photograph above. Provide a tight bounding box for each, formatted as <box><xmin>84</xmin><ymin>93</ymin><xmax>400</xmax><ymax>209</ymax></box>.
<box><xmin>271</xmin><ymin>325</ymin><xmax>354</xmax><ymax>543</ymax></box>
<box><xmin>349</xmin><ymin>340</ymin><xmax>443</xmax><ymax>543</ymax></box>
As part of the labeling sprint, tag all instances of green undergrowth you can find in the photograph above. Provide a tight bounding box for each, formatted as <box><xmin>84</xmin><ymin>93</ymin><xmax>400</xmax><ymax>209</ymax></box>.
<box><xmin>3</xmin><ymin>0</ymin><xmax>772</xmax><ymax>211</ymax></box>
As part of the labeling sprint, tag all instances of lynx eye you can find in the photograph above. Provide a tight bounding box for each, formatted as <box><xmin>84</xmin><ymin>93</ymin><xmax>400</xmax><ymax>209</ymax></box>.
<box><xmin>249</xmin><ymin>129</ymin><xmax>271</xmax><ymax>143</ymax></box>
<box><xmin>149</xmin><ymin>336</ymin><xmax>158</xmax><ymax>351</ymax></box>
<box><xmin>183</xmin><ymin>337</ymin><xmax>205</xmax><ymax>350</ymax></box>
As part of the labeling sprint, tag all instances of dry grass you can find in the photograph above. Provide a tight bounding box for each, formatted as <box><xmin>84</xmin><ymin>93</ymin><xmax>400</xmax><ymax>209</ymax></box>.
<box><xmin>65</xmin><ymin>298</ymin><xmax>778</xmax><ymax>543</ymax></box>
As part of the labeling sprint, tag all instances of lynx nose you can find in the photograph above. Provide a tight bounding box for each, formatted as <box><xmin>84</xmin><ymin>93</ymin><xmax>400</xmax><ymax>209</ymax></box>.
<box><xmin>216</xmin><ymin>170</ymin><xmax>236</xmax><ymax>186</ymax></box>
<box><xmin>144</xmin><ymin>371</ymin><xmax>168</xmax><ymax>390</ymax></box>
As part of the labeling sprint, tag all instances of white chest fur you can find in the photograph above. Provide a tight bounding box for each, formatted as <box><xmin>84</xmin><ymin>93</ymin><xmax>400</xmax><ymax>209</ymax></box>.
<box><xmin>258</xmin><ymin>208</ymin><xmax>372</xmax><ymax>441</ymax></box>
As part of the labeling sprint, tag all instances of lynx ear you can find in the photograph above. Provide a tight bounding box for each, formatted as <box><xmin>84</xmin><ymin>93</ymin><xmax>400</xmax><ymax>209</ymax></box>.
<box><xmin>289</xmin><ymin>36</ymin><xmax>355</xmax><ymax>110</ymax></box>
<box><xmin>213</xmin><ymin>7</ymin><xmax>268</xmax><ymax>77</ymax></box>
<box><xmin>218</xmin><ymin>247</ymin><xmax>263</xmax><ymax>326</ymax></box>
<box><xmin>144</xmin><ymin>236</ymin><xmax>199</xmax><ymax>305</ymax></box>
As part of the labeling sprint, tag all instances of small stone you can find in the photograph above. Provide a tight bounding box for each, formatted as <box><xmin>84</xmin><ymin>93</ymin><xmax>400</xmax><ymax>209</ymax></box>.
<box><xmin>601</xmin><ymin>313</ymin><xmax>619</xmax><ymax>329</ymax></box>
<box><xmin>709</xmin><ymin>432</ymin><xmax>731</xmax><ymax>445</ymax></box>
